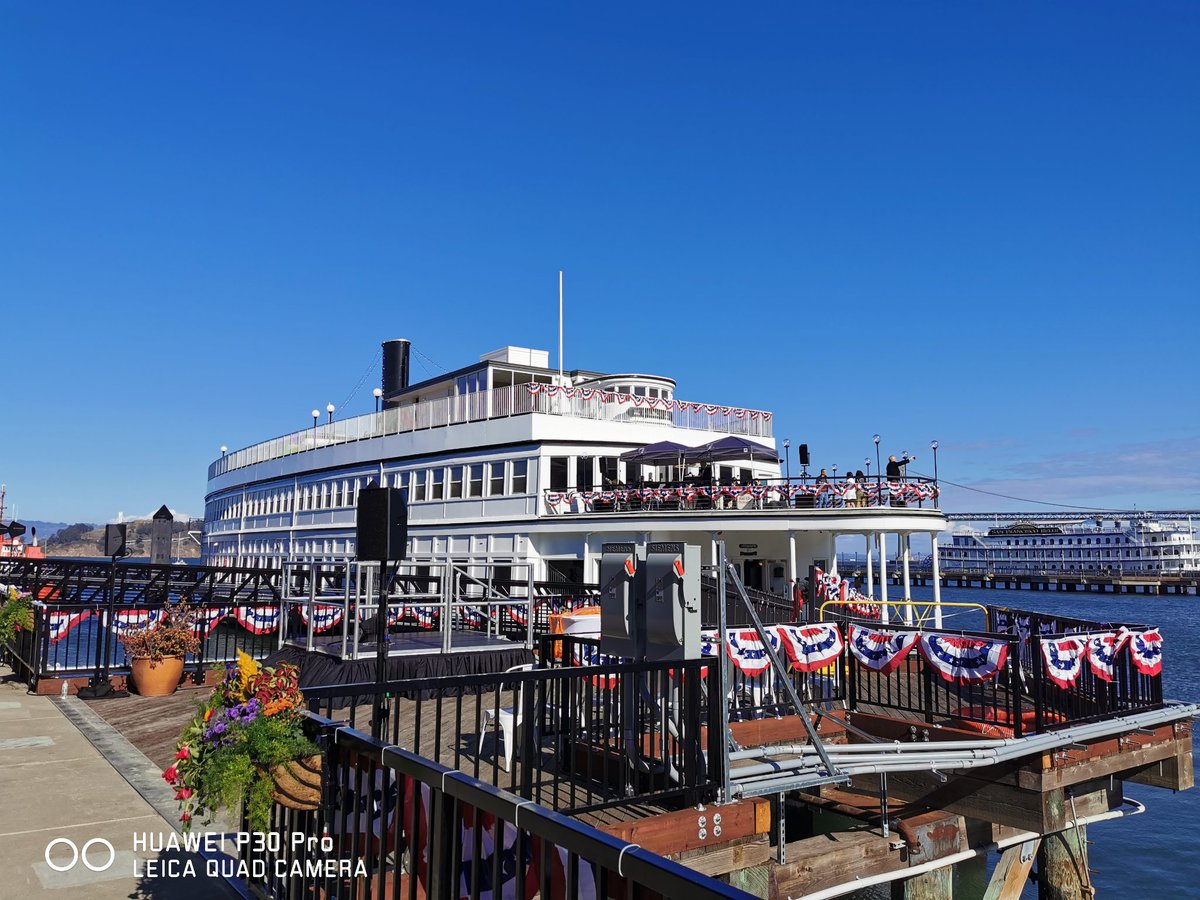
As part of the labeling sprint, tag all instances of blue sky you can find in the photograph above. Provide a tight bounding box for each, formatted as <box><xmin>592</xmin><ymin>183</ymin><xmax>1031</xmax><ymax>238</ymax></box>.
<box><xmin>2</xmin><ymin>2</ymin><xmax>1197</xmax><ymax>524</ymax></box>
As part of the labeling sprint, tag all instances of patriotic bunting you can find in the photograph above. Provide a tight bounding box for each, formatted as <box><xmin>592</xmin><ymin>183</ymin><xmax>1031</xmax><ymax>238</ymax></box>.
<box><xmin>233</xmin><ymin>605</ymin><xmax>281</xmax><ymax>634</ymax></box>
<box><xmin>725</xmin><ymin>629</ymin><xmax>779</xmax><ymax>676</ymax></box>
<box><xmin>297</xmin><ymin>603</ymin><xmax>345</xmax><ymax>633</ymax></box>
<box><xmin>47</xmin><ymin>610</ymin><xmax>90</xmax><ymax>643</ymax></box>
<box><xmin>777</xmin><ymin>623</ymin><xmax>844</xmax><ymax>672</ymax></box>
<box><xmin>919</xmin><ymin>634</ymin><xmax>1009</xmax><ymax>685</ymax></box>
<box><xmin>1083</xmin><ymin>631</ymin><xmax>1128</xmax><ymax>682</ymax></box>
<box><xmin>1127</xmin><ymin>629</ymin><xmax>1163</xmax><ymax>676</ymax></box>
<box><xmin>1040</xmin><ymin>637</ymin><xmax>1087</xmax><ymax>689</ymax></box>
<box><xmin>848</xmin><ymin>625</ymin><xmax>918</xmax><ymax>674</ymax></box>
<box><xmin>192</xmin><ymin>607</ymin><xmax>229</xmax><ymax>639</ymax></box>
<box><xmin>107</xmin><ymin>608</ymin><xmax>162</xmax><ymax>634</ymax></box>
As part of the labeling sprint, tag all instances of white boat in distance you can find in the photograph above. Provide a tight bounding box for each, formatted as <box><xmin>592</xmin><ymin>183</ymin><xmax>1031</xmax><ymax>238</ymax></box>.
<box><xmin>204</xmin><ymin>340</ymin><xmax>948</xmax><ymax>600</ymax></box>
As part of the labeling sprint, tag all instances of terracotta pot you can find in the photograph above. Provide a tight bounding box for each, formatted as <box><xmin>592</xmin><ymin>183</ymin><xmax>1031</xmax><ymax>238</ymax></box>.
<box><xmin>270</xmin><ymin>754</ymin><xmax>323</xmax><ymax>810</ymax></box>
<box><xmin>129</xmin><ymin>655</ymin><xmax>185</xmax><ymax>696</ymax></box>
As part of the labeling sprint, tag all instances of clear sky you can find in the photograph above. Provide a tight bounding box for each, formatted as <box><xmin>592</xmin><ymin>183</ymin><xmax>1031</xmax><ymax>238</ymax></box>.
<box><xmin>2</xmin><ymin>2</ymin><xmax>1197</xmax><ymax>524</ymax></box>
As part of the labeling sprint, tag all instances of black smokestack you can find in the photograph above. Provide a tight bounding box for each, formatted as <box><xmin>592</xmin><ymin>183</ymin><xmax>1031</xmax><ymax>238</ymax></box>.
<box><xmin>382</xmin><ymin>339</ymin><xmax>410</xmax><ymax>397</ymax></box>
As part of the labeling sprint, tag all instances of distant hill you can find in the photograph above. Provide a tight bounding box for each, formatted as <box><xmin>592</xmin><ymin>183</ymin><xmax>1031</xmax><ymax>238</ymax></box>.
<box><xmin>44</xmin><ymin>519</ymin><xmax>202</xmax><ymax>559</ymax></box>
<box><xmin>24</xmin><ymin>520</ymin><xmax>74</xmax><ymax>541</ymax></box>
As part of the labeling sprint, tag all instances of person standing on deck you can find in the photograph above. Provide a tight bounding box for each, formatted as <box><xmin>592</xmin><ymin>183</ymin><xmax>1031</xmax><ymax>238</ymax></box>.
<box><xmin>885</xmin><ymin>454</ymin><xmax>914</xmax><ymax>481</ymax></box>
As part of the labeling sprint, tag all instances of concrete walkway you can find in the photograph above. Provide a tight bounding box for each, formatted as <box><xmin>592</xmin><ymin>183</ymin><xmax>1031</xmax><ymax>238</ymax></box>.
<box><xmin>0</xmin><ymin>668</ymin><xmax>242</xmax><ymax>900</ymax></box>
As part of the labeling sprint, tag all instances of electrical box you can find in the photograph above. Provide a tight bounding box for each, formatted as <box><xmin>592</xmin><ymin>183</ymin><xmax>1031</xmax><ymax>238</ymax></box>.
<box><xmin>600</xmin><ymin>543</ymin><xmax>644</xmax><ymax>659</ymax></box>
<box><xmin>643</xmin><ymin>542</ymin><xmax>701</xmax><ymax>661</ymax></box>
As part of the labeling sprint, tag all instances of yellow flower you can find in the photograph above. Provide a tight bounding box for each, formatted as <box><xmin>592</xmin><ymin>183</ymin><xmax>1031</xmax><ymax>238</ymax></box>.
<box><xmin>235</xmin><ymin>651</ymin><xmax>260</xmax><ymax>699</ymax></box>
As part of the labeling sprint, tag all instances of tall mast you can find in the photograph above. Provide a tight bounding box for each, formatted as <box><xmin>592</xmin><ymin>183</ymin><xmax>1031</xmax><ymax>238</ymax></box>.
<box><xmin>558</xmin><ymin>270</ymin><xmax>564</xmax><ymax>386</ymax></box>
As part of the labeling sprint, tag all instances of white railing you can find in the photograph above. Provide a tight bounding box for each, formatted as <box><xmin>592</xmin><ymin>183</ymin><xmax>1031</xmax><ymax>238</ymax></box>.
<box><xmin>210</xmin><ymin>384</ymin><xmax>773</xmax><ymax>479</ymax></box>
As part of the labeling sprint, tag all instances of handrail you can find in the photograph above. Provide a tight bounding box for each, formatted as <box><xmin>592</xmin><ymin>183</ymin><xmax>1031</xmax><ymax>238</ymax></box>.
<box><xmin>209</xmin><ymin>383</ymin><xmax>774</xmax><ymax>479</ymax></box>
<box><xmin>821</xmin><ymin>598</ymin><xmax>989</xmax><ymax>627</ymax></box>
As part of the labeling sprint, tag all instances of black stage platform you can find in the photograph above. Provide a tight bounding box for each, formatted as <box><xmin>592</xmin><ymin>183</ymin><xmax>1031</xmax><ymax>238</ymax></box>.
<box><xmin>268</xmin><ymin>631</ymin><xmax>534</xmax><ymax>693</ymax></box>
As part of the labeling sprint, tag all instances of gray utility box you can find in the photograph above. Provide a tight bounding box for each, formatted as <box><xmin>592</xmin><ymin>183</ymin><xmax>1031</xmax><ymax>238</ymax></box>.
<box><xmin>644</xmin><ymin>543</ymin><xmax>701</xmax><ymax>661</ymax></box>
<box><xmin>601</xmin><ymin>541</ymin><xmax>702</xmax><ymax>661</ymax></box>
<box><xmin>600</xmin><ymin>543</ymin><xmax>644</xmax><ymax>659</ymax></box>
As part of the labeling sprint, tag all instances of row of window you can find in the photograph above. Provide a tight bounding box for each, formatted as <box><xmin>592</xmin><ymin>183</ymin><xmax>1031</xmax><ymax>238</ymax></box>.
<box><xmin>405</xmin><ymin>459</ymin><xmax>530</xmax><ymax>501</ymax></box>
<box><xmin>546</xmin><ymin>455</ymin><xmax>750</xmax><ymax>491</ymax></box>
<box><xmin>949</xmin><ymin>547</ymin><xmax>1196</xmax><ymax>559</ymax></box>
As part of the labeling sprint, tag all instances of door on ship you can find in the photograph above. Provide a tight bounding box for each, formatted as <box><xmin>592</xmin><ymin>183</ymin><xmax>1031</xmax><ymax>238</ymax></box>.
<box><xmin>546</xmin><ymin>559</ymin><xmax>585</xmax><ymax>585</ymax></box>
<box><xmin>743</xmin><ymin>560</ymin><xmax>765</xmax><ymax>591</ymax></box>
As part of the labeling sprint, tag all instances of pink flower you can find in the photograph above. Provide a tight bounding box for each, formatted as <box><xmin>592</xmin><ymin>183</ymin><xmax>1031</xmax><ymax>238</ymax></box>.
<box><xmin>175</xmin><ymin>745</ymin><xmax>190</xmax><ymax>760</ymax></box>
<box><xmin>180</xmin><ymin>812</ymin><xmax>192</xmax><ymax>824</ymax></box>
<box><xmin>162</xmin><ymin>766</ymin><xmax>178</xmax><ymax>783</ymax></box>
<box><xmin>174</xmin><ymin>788</ymin><xmax>193</xmax><ymax>800</ymax></box>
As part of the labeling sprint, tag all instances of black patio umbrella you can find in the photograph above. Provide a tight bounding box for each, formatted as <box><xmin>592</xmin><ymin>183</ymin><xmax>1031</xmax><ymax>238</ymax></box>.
<box><xmin>618</xmin><ymin>441</ymin><xmax>693</xmax><ymax>463</ymax></box>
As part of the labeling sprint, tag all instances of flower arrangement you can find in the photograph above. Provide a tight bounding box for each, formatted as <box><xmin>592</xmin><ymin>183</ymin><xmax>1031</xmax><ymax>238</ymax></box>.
<box><xmin>164</xmin><ymin>651</ymin><xmax>319</xmax><ymax>831</ymax></box>
<box><xmin>119</xmin><ymin>600</ymin><xmax>202</xmax><ymax>664</ymax></box>
<box><xmin>0</xmin><ymin>586</ymin><xmax>34</xmax><ymax>646</ymax></box>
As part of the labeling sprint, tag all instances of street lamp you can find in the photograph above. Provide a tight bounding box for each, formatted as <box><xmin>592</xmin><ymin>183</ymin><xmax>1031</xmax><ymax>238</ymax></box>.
<box><xmin>373</xmin><ymin>387</ymin><xmax>383</xmax><ymax>413</ymax></box>
<box><xmin>931</xmin><ymin>440</ymin><xmax>939</xmax><ymax>507</ymax></box>
<box><xmin>326</xmin><ymin>403</ymin><xmax>335</xmax><ymax>424</ymax></box>
<box><xmin>311</xmin><ymin>409</ymin><xmax>319</xmax><ymax>446</ymax></box>
<box><xmin>782</xmin><ymin>439</ymin><xmax>791</xmax><ymax>482</ymax></box>
<box><xmin>873</xmin><ymin>435</ymin><xmax>881</xmax><ymax>490</ymax></box>
<box><xmin>220</xmin><ymin>446</ymin><xmax>227</xmax><ymax>457</ymax></box>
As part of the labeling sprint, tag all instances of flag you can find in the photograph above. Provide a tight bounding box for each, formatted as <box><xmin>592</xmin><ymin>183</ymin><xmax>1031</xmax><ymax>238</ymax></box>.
<box><xmin>847</xmin><ymin>625</ymin><xmax>918</xmax><ymax>675</ymax></box>
<box><xmin>1041</xmin><ymin>637</ymin><xmax>1086</xmax><ymax>689</ymax></box>
<box><xmin>919</xmin><ymin>634</ymin><xmax>1009</xmax><ymax>685</ymax></box>
<box><xmin>777</xmin><ymin>623</ymin><xmax>844</xmax><ymax>672</ymax></box>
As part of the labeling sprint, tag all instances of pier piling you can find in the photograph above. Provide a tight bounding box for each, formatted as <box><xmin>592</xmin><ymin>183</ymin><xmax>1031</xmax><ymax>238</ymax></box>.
<box><xmin>1036</xmin><ymin>825</ymin><xmax>1090</xmax><ymax>900</ymax></box>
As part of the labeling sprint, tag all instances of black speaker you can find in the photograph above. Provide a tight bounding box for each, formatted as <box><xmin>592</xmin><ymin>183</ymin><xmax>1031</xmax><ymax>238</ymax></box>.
<box><xmin>356</xmin><ymin>487</ymin><xmax>408</xmax><ymax>561</ymax></box>
<box><xmin>104</xmin><ymin>523</ymin><xmax>127</xmax><ymax>558</ymax></box>
<box><xmin>798</xmin><ymin>443</ymin><xmax>810</xmax><ymax>466</ymax></box>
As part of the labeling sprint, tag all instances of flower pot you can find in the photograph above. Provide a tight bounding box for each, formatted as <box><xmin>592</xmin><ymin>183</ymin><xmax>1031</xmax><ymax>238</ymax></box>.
<box><xmin>130</xmin><ymin>655</ymin><xmax>185</xmax><ymax>697</ymax></box>
<box><xmin>270</xmin><ymin>754</ymin><xmax>323</xmax><ymax>810</ymax></box>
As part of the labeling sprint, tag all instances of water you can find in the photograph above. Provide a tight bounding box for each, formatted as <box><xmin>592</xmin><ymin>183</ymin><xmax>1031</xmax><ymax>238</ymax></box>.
<box><xmin>891</xmin><ymin>585</ymin><xmax>1198</xmax><ymax>898</ymax></box>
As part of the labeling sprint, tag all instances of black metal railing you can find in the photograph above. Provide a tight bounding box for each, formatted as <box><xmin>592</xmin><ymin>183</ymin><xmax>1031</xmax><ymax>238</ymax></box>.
<box><xmin>988</xmin><ymin>605</ymin><xmax>1163</xmax><ymax>728</ymax></box>
<box><xmin>23</xmin><ymin>599</ymin><xmax>277</xmax><ymax>685</ymax></box>
<box><xmin>846</xmin><ymin>622</ymin><xmax>1027</xmax><ymax>736</ymax></box>
<box><xmin>303</xmin><ymin>636</ymin><xmax>726</xmax><ymax>815</ymax></box>
<box><xmin>239</xmin><ymin>713</ymin><xmax>754</xmax><ymax>900</ymax></box>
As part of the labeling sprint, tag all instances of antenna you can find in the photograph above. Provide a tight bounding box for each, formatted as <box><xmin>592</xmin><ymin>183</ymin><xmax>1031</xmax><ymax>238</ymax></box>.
<box><xmin>558</xmin><ymin>270</ymin><xmax>564</xmax><ymax>386</ymax></box>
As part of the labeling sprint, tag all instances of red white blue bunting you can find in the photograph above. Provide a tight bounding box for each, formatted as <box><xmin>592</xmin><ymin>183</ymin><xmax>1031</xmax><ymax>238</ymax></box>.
<box><xmin>725</xmin><ymin>629</ymin><xmax>779</xmax><ymax>676</ymax></box>
<box><xmin>47</xmin><ymin>610</ymin><xmax>90</xmax><ymax>643</ymax></box>
<box><xmin>107</xmin><ymin>608</ymin><xmax>161</xmax><ymax>634</ymax></box>
<box><xmin>700</xmin><ymin>629</ymin><xmax>721</xmax><ymax>658</ymax></box>
<box><xmin>192</xmin><ymin>607</ymin><xmax>229</xmax><ymax>639</ymax></box>
<box><xmin>297</xmin><ymin>603</ymin><xmax>345</xmax><ymax>633</ymax></box>
<box><xmin>813</xmin><ymin>568</ymin><xmax>880</xmax><ymax>619</ymax></box>
<box><xmin>848</xmin><ymin>625</ymin><xmax>918</xmax><ymax>674</ymax></box>
<box><xmin>1040</xmin><ymin>637</ymin><xmax>1087</xmax><ymax>689</ymax></box>
<box><xmin>919</xmin><ymin>634</ymin><xmax>1009</xmax><ymax>685</ymax></box>
<box><xmin>777</xmin><ymin>624</ymin><xmax>844</xmax><ymax>672</ymax></box>
<box><xmin>1083</xmin><ymin>631</ymin><xmax>1128</xmax><ymax>682</ymax></box>
<box><xmin>1127</xmin><ymin>629</ymin><xmax>1163</xmax><ymax>677</ymax></box>
<box><xmin>233</xmin><ymin>605</ymin><xmax>281</xmax><ymax>634</ymax></box>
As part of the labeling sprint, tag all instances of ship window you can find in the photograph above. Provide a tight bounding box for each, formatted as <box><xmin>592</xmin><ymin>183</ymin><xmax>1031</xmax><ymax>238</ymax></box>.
<box><xmin>649</xmin><ymin>387</ymin><xmax>659</xmax><ymax>398</ymax></box>
<box><xmin>488</xmin><ymin>462</ymin><xmax>504</xmax><ymax>496</ymax></box>
<box><xmin>414</xmin><ymin>470</ymin><xmax>427</xmax><ymax>502</ymax></box>
<box><xmin>600</xmin><ymin>457</ymin><xmax>618</xmax><ymax>486</ymax></box>
<box><xmin>431</xmin><ymin>468</ymin><xmax>445</xmax><ymax>500</ymax></box>
<box><xmin>450</xmin><ymin>466</ymin><xmax>464</xmax><ymax>499</ymax></box>
<box><xmin>576</xmin><ymin>456</ymin><xmax>594</xmax><ymax>491</ymax></box>
<box><xmin>512</xmin><ymin>460</ymin><xmax>528</xmax><ymax>493</ymax></box>
<box><xmin>332</xmin><ymin>482</ymin><xmax>342</xmax><ymax>507</ymax></box>
<box><xmin>550</xmin><ymin>457</ymin><xmax>568</xmax><ymax>491</ymax></box>
<box><xmin>634</xmin><ymin>386</ymin><xmax>646</xmax><ymax>397</ymax></box>
<box><xmin>468</xmin><ymin>464</ymin><xmax>484</xmax><ymax>497</ymax></box>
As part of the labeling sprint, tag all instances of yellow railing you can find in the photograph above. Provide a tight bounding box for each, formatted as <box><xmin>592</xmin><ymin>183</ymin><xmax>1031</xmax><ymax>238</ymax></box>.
<box><xmin>819</xmin><ymin>598</ymin><xmax>988</xmax><ymax>628</ymax></box>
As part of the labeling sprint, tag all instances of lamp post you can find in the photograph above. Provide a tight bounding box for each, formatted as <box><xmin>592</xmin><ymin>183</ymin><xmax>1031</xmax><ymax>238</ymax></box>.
<box><xmin>220</xmin><ymin>446</ymin><xmax>227</xmax><ymax>458</ymax></box>
<box><xmin>931</xmin><ymin>440</ymin><xmax>939</xmax><ymax>507</ymax></box>
<box><xmin>311</xmin><ymin>409</ymin><xmax>319</xmax><ymax>448</ymax></box>
<box><xmin>782</xmin><ymin>439</ymin><xmax>791</xmax><ymax>482</ymax></box>
<box><xmin>873</xmin><ymin>435</ymin><xmax>881</xmax><ymax>491</ymax></box>
<box><xmin>326</xmin><ymin>403</ymin><xmax>335</xmax><ymax>425</ymax></box>
<box><xmin>373</xmin><ymin>387</ymin><xmax>383</xmax><ymax>413</ymax></box>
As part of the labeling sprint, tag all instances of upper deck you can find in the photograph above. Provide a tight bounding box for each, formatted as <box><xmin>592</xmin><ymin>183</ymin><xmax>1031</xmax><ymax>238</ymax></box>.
<box><xmin>208</xmin><ymin>382</ymin><xmax>773</xmax><ymax>482</ymax></box>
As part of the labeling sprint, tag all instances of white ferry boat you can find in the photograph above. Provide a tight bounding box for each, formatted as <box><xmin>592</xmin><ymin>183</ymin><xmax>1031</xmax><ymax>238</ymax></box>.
<box><xmin>203</xmin><ymin>340</ymin><xmax>947</xmax><ymax>601</ymax></box>
<box><xmin>940</xmin><ymin>516</ymin><xmax>1200</xmax><ymax>577</ymax></box>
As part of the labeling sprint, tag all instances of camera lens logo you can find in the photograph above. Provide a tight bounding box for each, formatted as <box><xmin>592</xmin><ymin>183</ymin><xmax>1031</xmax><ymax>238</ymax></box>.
<box><xmin>45</xmin><ymin>837</ymin><xmax>116</xmax><ymax>873</ymax></box>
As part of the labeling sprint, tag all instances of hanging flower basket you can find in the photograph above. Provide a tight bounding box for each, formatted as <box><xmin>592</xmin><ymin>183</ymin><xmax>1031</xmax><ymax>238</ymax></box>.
<box><xmin>164</xmin><ymin>652</ymin><xmax>320</xmax><ymax>831</ymax></box>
